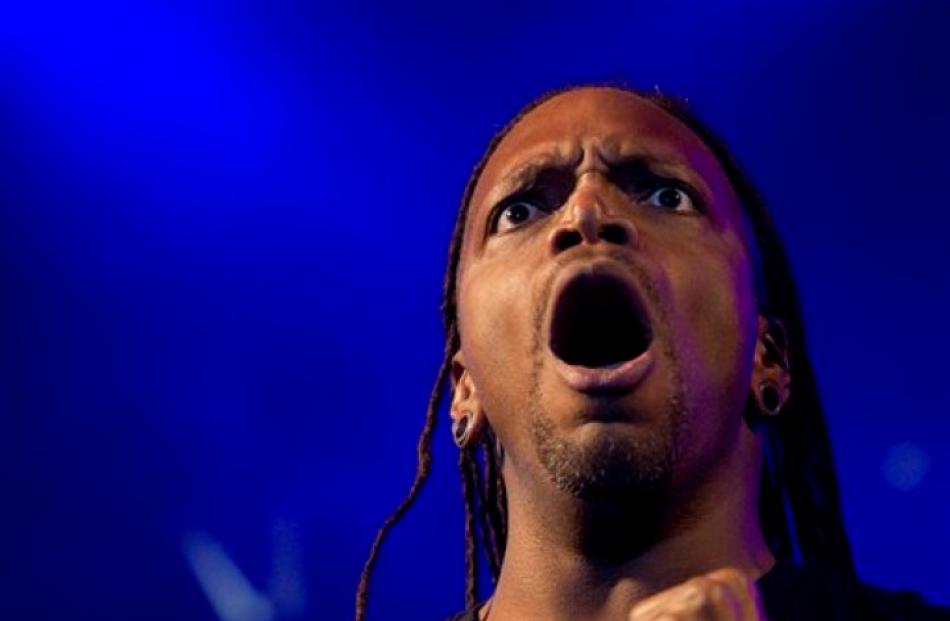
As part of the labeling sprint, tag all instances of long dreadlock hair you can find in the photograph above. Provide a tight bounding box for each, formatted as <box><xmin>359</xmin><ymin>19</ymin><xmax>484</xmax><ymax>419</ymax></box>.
<box><xmin>355</xmin><ymin>84</ymin><xmax>857</xmax><ymax>621</ymax></box>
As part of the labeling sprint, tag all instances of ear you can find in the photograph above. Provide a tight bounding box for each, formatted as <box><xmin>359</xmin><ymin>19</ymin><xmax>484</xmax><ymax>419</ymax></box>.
<box><xmin>749</xmin><ymin>315</ymin><xmax>791</xmax><ymax>415</ymax></box>
<box><xmin>449</xmin><ymin>350</ymin><xmax>485</xmax><ymax>446</ymax></box>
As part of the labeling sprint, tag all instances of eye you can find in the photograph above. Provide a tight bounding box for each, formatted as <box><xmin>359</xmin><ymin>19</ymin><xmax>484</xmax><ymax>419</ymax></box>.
<box><xmin>492</xmin><ymin>198</ymin><xmax>549</xmax><ymax>234</ymax></box>
<box><xmin>644</xmin><ymin>185</ymin><xmax>697</xmax><ymax>213</ymax></box>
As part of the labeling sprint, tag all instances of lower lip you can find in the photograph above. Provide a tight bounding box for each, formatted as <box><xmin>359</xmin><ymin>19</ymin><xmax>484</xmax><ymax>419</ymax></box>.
<box><xmin>552</xmin><ymin>348</ymin><xmax>654</xmax><ymax>394</ymax></box>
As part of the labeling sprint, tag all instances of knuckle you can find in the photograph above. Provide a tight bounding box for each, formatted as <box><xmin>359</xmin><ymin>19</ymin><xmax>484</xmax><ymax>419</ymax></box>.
<box><xmin>687</xmin><ymin>574</ymin><xmax>740</xmax><ymax>615</ymax></box>
<box><xmin>707</xmin><ymin>580</ymin><xmax>730</xmax><ymax>602</ymax></box>
<box><xmin>688</xmin><ymin>575</ymin><xmax>713</xmax><ymax>591</ymax></box>
<box><xmin>713</xmin><ymin>567</ymin><xmax>751</xmax><ymax>588</ymax></box>
<box><xmin>682</xmin><ymin>577</ymin><xmax>719</xmax><ymax>610</ymax></box>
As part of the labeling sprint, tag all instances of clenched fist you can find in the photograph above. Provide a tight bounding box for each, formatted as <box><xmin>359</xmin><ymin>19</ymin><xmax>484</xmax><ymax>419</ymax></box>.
<box><xmin>629</xmin><ymin>567</ymin><xmax>768</xmax><ymax>621</ymax></box>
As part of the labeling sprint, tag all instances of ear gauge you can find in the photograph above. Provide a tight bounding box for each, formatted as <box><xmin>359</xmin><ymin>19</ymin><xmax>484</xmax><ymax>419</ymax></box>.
<box><xmin>763</xmin><ymin>319</ymin><xmax>790</xmax><ymax>372</ymax></box>
<box><xmin>452</xmin><ymin>411</ymin><xmax>475</xmax><ymax>448</ymax></box>
<box><xmin>758</xmin><ymin>382</ymin><xmax>784</xmax><ymax>416</ymax></box>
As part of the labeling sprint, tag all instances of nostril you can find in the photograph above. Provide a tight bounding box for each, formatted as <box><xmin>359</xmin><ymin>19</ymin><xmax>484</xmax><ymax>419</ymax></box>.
<box><xmin>599</xmin><ymin>223</ymin><xmax>629</xmax><ymax>245</ymax></box>
<box><xmin>551</xmin><ymin>228</ymin><xmax>583</xmax><ymax>253</ymax></box>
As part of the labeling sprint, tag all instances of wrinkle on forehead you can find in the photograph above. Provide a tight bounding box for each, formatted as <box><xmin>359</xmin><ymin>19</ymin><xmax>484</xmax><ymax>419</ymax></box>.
<box><xmin>470</xmin><ymin>88</ymin><xmax>737</xmax><ymax>219</ymax></box>
<box><xmin>455</xmin><ymin>86</ymin><xmax>770</xmax><ymax>320</ymax></box>
<box><xmin>478</xmin><ymin>138</ymin><xmax>719</xmax><ymax>216</ymax></box>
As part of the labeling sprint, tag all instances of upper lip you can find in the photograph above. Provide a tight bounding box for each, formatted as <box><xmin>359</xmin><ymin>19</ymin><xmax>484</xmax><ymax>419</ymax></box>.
<box><xmin>545</xmin><ymin>258</ymin><xmax>654</xmax><ymax>368</ymax></box>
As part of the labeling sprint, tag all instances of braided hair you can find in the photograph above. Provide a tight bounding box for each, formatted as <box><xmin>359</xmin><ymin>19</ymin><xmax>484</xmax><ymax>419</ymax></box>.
<box><xmin>355</xmin><ymin>84</ymin><xmax>856</xmax><ymax>620</ymax></box>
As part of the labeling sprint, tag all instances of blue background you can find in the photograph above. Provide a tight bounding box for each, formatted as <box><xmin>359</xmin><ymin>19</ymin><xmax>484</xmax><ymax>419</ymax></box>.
<box><xmin>3</xmin><ymin>1</ymin><xmax>948</xmax><ymax>619</ymax></box>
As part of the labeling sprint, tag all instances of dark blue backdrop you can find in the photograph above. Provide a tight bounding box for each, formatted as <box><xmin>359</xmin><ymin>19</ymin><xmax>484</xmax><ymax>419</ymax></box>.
<box><xmin>3</xmin><ymin>1</ymin><xmax>948</xmax><ymax>619</ymax></box>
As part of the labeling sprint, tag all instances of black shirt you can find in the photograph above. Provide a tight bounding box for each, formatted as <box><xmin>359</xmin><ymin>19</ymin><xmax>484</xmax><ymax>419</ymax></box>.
<box><xmin>446</xmin><ymin>562</ymin><xmax>950</xmax><ymax>620</ymax></box>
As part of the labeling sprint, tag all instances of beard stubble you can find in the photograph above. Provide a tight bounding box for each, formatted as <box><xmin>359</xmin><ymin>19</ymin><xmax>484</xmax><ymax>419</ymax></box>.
<box><xmin>527</xmin><ymin>260</ymin><xmax>689</xmax><ymax>504</ymax></box>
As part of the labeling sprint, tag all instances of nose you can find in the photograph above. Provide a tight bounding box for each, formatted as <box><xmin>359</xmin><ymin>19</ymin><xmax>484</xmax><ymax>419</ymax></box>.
<box><xmin>547</xmin><ymin>182</ymin><xmax>638</xmax><ymax>255</ymax></box>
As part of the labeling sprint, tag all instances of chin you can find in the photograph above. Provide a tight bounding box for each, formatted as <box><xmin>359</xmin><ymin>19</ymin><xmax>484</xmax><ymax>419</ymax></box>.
<box><xmin>530</xmin><ymin>393</ymin><xmax>679</xmax><ymax>502</ymax></box>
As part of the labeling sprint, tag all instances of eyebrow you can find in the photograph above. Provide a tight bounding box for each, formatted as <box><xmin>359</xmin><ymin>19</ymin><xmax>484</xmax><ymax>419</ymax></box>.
<box><xmin>487</xmin><ymin>148</ymin><xmax>712</xmax><ymax>207</ymax></box>
<box><xmin>489</xmin><ymin>151</ymin><xmax>580</xmax><ymax>203</ymax></box>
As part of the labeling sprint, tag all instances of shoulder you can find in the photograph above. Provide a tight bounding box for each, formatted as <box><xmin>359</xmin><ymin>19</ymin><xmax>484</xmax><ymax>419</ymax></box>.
<box><xmin>758</xmin><ymin>561</ymin><xmax>950</xmax><ymax>621</ymax></box>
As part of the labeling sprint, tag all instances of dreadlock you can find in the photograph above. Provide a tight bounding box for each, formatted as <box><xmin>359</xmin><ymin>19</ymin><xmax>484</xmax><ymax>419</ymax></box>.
<box><xmin>355</xmin><ymin>83</ymin><xmax>857</xmax><ymax>620</ymax></box>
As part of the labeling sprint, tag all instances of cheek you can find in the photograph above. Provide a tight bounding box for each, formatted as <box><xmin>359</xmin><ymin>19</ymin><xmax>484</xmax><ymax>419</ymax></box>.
<box><xmin>457</xmin><ymin>259</ymin><xmax>540</xmax><ymax>426</ymax></box>
<box><xmin>666</xmin><ymin>232</ymin><xmax>758</xmax><ymax>398</ymax></box>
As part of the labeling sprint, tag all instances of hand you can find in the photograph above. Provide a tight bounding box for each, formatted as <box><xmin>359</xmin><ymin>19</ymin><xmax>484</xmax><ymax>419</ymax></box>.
<box><xmin>628</xmin><ymin>567</ymin><xmax>768</xmax><ymax>621</ymax></box>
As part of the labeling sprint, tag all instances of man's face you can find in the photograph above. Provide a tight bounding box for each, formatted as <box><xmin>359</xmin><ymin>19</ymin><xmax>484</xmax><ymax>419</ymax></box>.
<box><xmin>454</xmin><ymin>88</ymin><xmax>760</xmax><ymax>501</ymax></box>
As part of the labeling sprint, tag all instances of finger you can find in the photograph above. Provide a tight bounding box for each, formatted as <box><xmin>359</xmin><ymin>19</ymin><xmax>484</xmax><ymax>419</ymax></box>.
<box><xmin>629</xmin><ymin>575</ymin><xmax>744</xmax><ymax>621</ymax></box>
<box><xmin>705</xmin><ymin>568</ymin><xmax>765</xmax><ymax>619</ymax></box>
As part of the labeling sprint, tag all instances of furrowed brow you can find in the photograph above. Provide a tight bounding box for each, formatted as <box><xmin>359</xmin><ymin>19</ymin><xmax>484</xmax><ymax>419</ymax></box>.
<box><xmin>487</xmin><ymin>150</ymin><xmax>579</xmax><ymax>204</ymax></box>
<box><xmin>605</xmin><ymin>151</ymin><xmax>716</xmax><ymax>207</ymax></box>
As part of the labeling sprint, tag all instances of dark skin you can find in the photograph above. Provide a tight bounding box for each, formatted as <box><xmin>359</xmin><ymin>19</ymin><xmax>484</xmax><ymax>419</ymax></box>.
<box><xmin>448</xmin><ymin>88</ymin><xmax>791</xmax><ymax>620</ymax></box>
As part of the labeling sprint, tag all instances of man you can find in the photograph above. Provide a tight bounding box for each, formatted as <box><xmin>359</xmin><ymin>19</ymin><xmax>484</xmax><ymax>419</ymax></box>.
<box><xmin>356</xmin><ymin>86</ymin><xmax>950</xmax><ymax>620</ymax></box>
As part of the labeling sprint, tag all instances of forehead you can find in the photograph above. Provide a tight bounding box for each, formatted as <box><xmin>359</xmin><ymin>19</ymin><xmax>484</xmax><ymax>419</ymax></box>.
<box><xmin>471</xmin><ymin>87</ymin><xmax>733</xmax><ymax>213</ymax></box>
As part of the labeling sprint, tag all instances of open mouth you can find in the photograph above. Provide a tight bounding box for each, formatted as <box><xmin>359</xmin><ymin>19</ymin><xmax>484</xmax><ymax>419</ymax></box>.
<box><xmin>549</xmin><ymin>270</ymin><xmax>653</xmax><ymax>368</ymax></box>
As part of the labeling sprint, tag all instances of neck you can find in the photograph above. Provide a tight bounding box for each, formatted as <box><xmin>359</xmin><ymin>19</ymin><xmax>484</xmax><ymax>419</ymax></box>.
<box><xmin>485</xmin><ymin>433</ymin><xmax>774</xmax><ymax>621</ymax></box>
